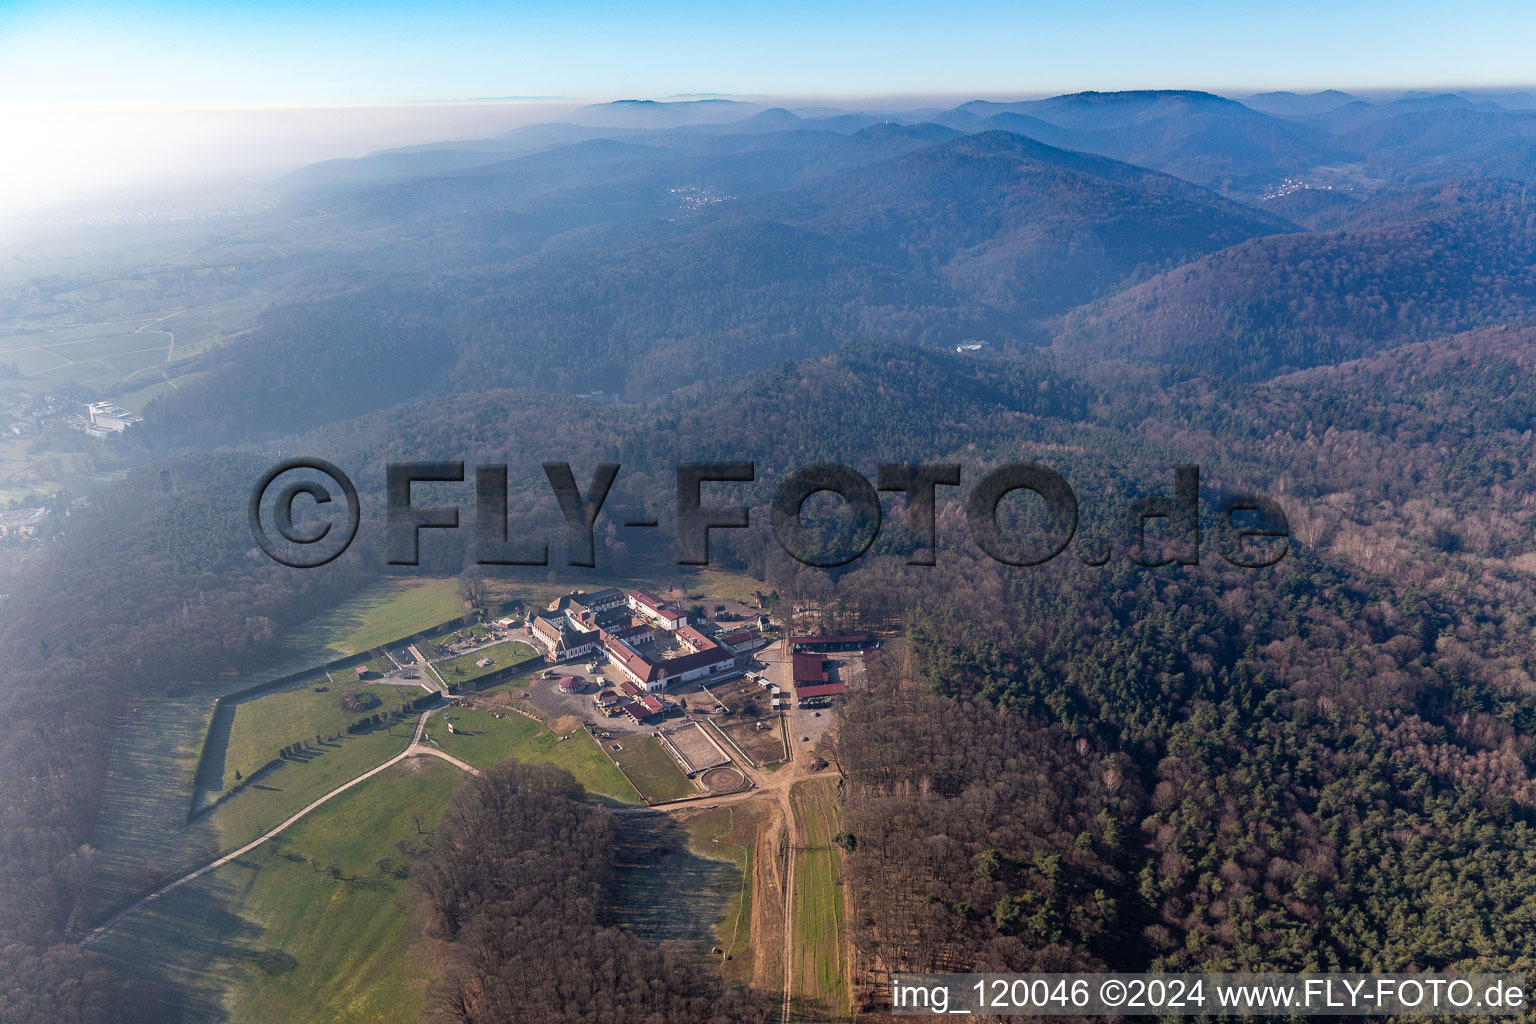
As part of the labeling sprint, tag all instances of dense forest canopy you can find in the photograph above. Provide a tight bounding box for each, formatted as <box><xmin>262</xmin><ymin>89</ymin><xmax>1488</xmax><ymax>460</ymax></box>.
<box><xmin>413</xmin><ymin>761</ymin><xmax>772</xmax><ymax>1024</ymax></box>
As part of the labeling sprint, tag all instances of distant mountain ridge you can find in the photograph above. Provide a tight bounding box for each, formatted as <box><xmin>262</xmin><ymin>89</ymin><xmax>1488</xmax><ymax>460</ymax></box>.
<box><xmin>277</xmin><ymin>87</ymin><xmax>1536</xmax><ymax>209</ymax></box>
<box><xmin>1242</xmin><ymin>89</ymin><xmax>1365</xmax><ymax>116</ymax></box>
<box><xmin>566</xmin><ymin>97</ymin><xmax>766</xmax><ymax>127</ymax></box>
<box><xmin>216</xmin><ymin>87</ymin><xmax>1536</xmax><ymax>441</ymax></box>
<box><xmin>152</xmin><ymin>124</ymin><xmax>1303</xmax><ymax>442</ymax></box>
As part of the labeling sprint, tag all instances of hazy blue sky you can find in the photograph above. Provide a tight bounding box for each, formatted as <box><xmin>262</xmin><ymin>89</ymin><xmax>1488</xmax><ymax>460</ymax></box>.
<box><xmin>3</xmin><ymin>0</ymin><xmax>1533</xmax><ymax>215</ymax></box>
<box><xmin>2</xmin><ymin>0</ymin><xmax>1534</xmax><ymax>104</ymax></box>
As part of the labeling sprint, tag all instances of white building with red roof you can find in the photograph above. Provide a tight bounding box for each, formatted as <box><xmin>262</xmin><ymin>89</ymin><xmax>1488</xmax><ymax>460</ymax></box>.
<box><xmin>628</xmin><ymin>590</ymin><xmax>688</xmax><ymax>631</ymax></box>
<box><xmin>602</xmin><ymin>619</ymin><xmax>738</xmax><ymax>693</ymax></box>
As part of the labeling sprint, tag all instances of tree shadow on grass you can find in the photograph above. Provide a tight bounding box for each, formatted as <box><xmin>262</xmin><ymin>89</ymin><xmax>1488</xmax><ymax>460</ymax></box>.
<box><xmin>191</xmin><ymin>702</ymin><xmax>236</xmax><ymax>805</ymax></box>
<box><xmin>89</xmin><ymin>866</ymin><xmax>288</xmax><ymax>1024</ymax></box>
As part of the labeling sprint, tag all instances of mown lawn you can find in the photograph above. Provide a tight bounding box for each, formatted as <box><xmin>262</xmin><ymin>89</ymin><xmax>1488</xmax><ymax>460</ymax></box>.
<box><xmin>419</xmin><ymin>622</ymin><xmax>492</xmax><ymax>659</ymax></box>
<box><xmin>223</xmin><ymin>682</ymin><xmax>420</xmax><ymax>783</ymax></box>
<box><xmin>430</xmin><ymin>707</ymin><xmax>640</xmax><ymax>805</ymax></box>
<box><xmin>434</xmin><ymin>640</ymin><xmax>539</xmax><ymax>686</ymax></box>
<box><xmin>209</xmin><ymin>721</ymin><xmax>419</xmax><ymax>853</ymax></box>
<box><xmin>790</xmin><ymin>776</ymin><xmax>848</xmax><ymax>1019</ymax></box>
<box><xmin>610</xmin><ymin>734</ymin><xmax>697</xmax><ymax>803</ymax></box>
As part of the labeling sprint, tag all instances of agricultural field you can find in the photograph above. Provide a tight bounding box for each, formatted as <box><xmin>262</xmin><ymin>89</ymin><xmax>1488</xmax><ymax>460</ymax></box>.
<box><xmin>0</xmin><ymin>427</ymin><xmax>113</xmax><ymax>504</ymax></box>
<box><xmin>114</xmin><ymin>375</ymin><xmax>190</xmax><ymax>414</ymax></box>
<box><xmin>89</xmin><ymin>758</ymin><xmax>467</xmax><ymax>1024</ymax></box>
<box><xmin>434</xmin><ymin>639</ymin><xmax>539</xmax><ymax>686</ymax></box>
<box><xmin>610</xmin><ymin>811</ymin><xmax>744</xmax><ymax>960</ymax></box>
<box><xmin>221</xmin><ymin>681</ymin><xmax>420</xmax><ymax>784</ymax></box>
<box><xmin>428</xmin><ymin>706</ymin><xmax>639</xmax><ymax>805</ymax></box>
<box><xmin>0</xmin><ymin>318</ymin><xmax>171</xmax><ymax>391</ymax></box>
<box><xmin>609</xmin><ymin>733</ymin><xmax>698</xmax><ymax>803</ymax></box>
<box><xmin>790</xmin><ymin>777</ymin><xmax>849</xmax><ymax>1020</ymax></box>
<box><xmin>0</xmin><ymin>283</ymin><xmax>271</xmax><ymax>501</ymax></box>
<box><xmin>81</xmin><ymin>695</ymin><xmax>227</xmax><ymax>925</ymax></box>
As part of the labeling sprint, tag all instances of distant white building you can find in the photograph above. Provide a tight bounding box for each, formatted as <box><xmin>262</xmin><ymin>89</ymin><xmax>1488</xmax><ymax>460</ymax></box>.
<box><xmin>85</xmin><ymin>401</ymin><xmax>141</xmax><ymax>433</ymax></box>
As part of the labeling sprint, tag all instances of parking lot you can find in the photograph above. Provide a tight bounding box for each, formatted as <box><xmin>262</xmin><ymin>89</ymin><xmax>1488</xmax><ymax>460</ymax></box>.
<box><xmin>522</xmin><ymin>671</ymin><xmax>655</xmax><ymax>734</ymax></box>
<box><xmin>750</xmin><ymin>638</ymin><xmax>857</xmax><ymax>755</ymax></box>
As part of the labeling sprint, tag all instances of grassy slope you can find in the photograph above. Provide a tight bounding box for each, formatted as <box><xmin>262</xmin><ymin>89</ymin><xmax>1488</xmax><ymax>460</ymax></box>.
<box><xmin>210</xmin><ymin>723</ymin><xmax>417</xmax><ymax>850</ymax></box>
<box><xmin>89</xmin><ymin>758</ymin><xmax>466</xmax><ymax>1024</ymax></box>
<box><xmin>84</xmin><ymin>574</ymin><xmax>762</xmax><ymax>999</ymax></box>
<box><xmin>429</xmin><ymin>707</ymin><xmax>639</xmax><ymax>805</ymax></box>
<box><xmin>225</xmin><ymin>759</ymin><xmax>463</xmax><ymax>1024</ymax></box>
<box><xmin>83</xmin><ymin>696</ymin><xmax>225</xmax><ymax>924</ymax></box>
<box><xmin>283</xmin><ymin>577</ymin><xmax>466</xmax><ymax>660</ymax></box>
<box><xmin>791</xmin><ymin>777</ymin><xmax>849</xmax><ymax>1019</ymax></box>
<box><xmin>223</xmin><ymin>682</ymin><xmax>418</xmax><ymax>782</ymax></box>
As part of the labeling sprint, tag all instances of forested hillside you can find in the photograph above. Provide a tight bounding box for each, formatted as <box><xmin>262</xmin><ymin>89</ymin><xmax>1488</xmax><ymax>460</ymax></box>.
<box><xmin>1054</xmin><ymin>180</ymin><xmax>1536</xmax><ymax>375</ymax></box>
<box><xmin>943</xmin><ymin>91</ymin><xmax>1347</xmax><ymax>193</ymax></box>
<box><xmin>141</xmin><ymin>129</ymin><xmax>1291</xmax><ymax>446</ymax></box>
<box><xmin>7</xmin><ymin>323</ymin><xmax>1536</xmax><ymax>1016</ymax></box>
<box><xmin>842</xmin><ymin>547</ymin><xmax>1536</xmax><ymax>989</ymax></box>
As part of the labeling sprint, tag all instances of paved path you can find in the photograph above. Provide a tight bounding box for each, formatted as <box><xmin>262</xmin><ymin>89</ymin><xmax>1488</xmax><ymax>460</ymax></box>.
<box><xmin>79</xmin><ymin>703</ymin><xmax>474</xmax><ymax>947</ymax></box>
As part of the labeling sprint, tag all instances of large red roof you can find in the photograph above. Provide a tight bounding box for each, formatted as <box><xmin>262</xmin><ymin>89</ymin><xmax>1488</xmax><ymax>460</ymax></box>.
<box><xmin>792</xmin><ymin>653</ymin><xmax>830</xmax><ymax>684</ymax></box>
<box><xmin>662</xmin><ymin>645</ymin><xmax>734</xmax><ymax>675</ymax></box>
